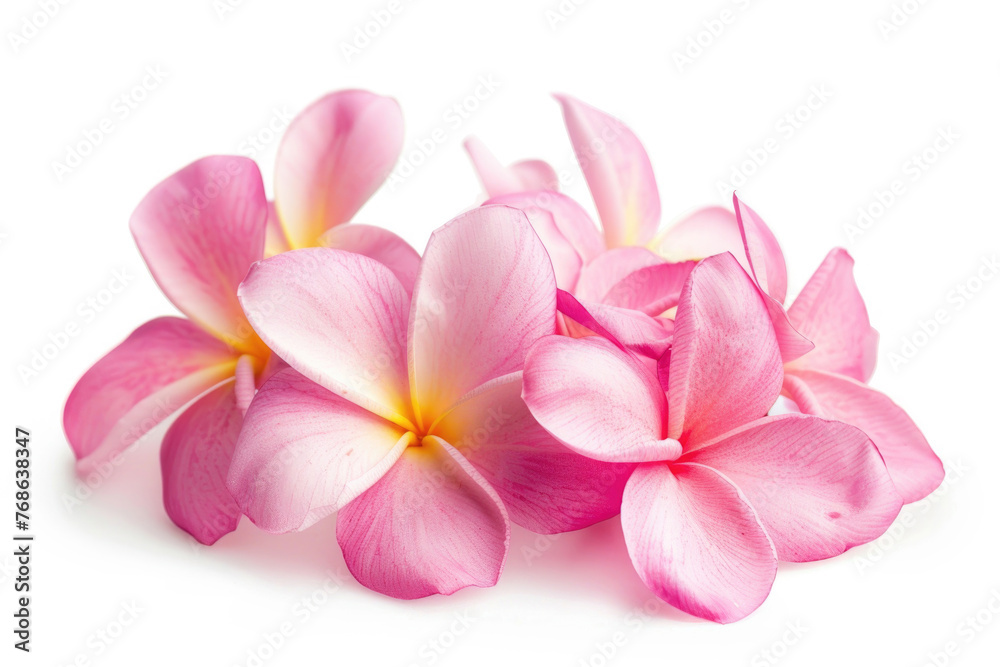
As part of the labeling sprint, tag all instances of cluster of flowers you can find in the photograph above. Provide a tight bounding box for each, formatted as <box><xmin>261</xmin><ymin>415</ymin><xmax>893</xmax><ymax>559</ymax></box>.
<box><xmin>65</xmin><ymin>90</ymin><xmax>943</xmax><ymax>623</ymax></box>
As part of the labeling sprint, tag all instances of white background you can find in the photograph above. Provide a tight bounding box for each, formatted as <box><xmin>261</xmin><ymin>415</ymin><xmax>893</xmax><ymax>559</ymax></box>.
<box><xmin>2</xmin><ymin>0</ymin><xmax>999</xmax><ymax>665</ymax></box>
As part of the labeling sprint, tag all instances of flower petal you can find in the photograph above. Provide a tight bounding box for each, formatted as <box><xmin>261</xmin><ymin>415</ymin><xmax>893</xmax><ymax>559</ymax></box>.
<box><xmin>227</xmin><ymin>368</ymin><xmax>409</xmax><ymax>533</ymax></box>
<box><xmin>667</xmin><ymin>253</ymin><xmax>783</xmax><ymax>445</ymax></box>
<box><xmin>684</xmin><ymin>414</ymin><xmax>902</xmax><ymax>562</ymax></box>
<box><xmin>556</xmin><ymin>95</ymin><xmax>660</xmax><ymax>247</ymax></box>
<box><xmin>783</xmin><ymin>370</ymin><xmax>944</xmax><ymax>504</ymax></box>
<box><xmin>601</xmin><ymin>260</ymin><xmax>697</xmax><ymax>316</ymax></box>
<box><xmin>651</xmin><ymin>206</ymin><xmax>743</xmax><ymax>263</ymax></box>
<box><xmin>408</xmin><ymin>205</ymin><xmax>556</xmax><ymax>426</ymax></box>
<box><xmin>559</xmin><ymin>293</ymin><xmax>673</xmax><ymax>359</ymax></box>
<box><xmin>130</xmin><ymin>156</ymin><xmax>268</xmax><ymax>353</ymax></box>
<box><xmin>264</xmin><ymin>201</ymin><xmax>292</xmax><ymax>257</ymax></box>
<box><xmin>238</xmin><ymin>247</ymin><xmax>414</xmax><ymax>427</ymax></box>
<box><xmin>622</xmin><ymin>462</ymin><xmax>777</xmax><ymax>623</ymax></box>
<box><xmin>274</xmin><ymin>90</ymin><xmax>404</xmax><ymax>248</ymax></box>
<box><xmin>319</xmin><ymin>223</ymin><xmax>421</xmax><ymax>296</ymax></box>
<box><xmin>574</xmin><ymin>246</ymin><xmax>664</xmax><ymax>303</ymax></box>
<box><xmin>432</xmin><ymin>372</ymin><xmax>634</xmax><ymax>533</ymax></box>
<box><xmin>64</xmin><ymin>317</ymin><xmax>239</xmax><ymax>472</ymax></box>
<box><xmin>161</xmin><ymin>381</ymin><xmax>243</xmax><ymax>545</ymax></box>
<box><xmin>464</xmin><ymin>137</ymin><xmax>558</xmax><ymax>196</ymax></box>
<box><xmin>786</xmin><ymin>249</ymin><xmax>879</xmax><ymax>382</ymax></box>
<box><xmin>522</xmin><ymin>335</ymin><xmax>678</xmax><ymax>463</ymax></box>
<box><xmin>733</xmin><ymin>194</ymin><xmax>788</xmax><ymax>304</ymax></box>
<box><xmin>337</xmin><ymin>436</ymin><xmax>509</xmax><ymax>599</ymax></box>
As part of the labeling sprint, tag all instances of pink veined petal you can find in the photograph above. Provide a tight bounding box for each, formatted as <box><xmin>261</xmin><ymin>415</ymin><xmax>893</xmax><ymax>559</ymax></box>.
<box><xmin>431</xmin><ymin>372</ymin><xmax>635</xmax><ymax>533</ymax></box>
<box><xmin>733</xmin><ymin>194</ymin><xmax>789</xmax><ymax>305</ymax></box>
<box><xmin>763</xmin><ymin>293</ymin><xmax>815</xmax><ymax>363</ymax></box>
<box><xmin>130</xmin><ymin>156</ymin><xmax>268</xmax><ymax>354</ymax></box>
<box><xmin>510</xmin><ymin>159</ymin><xmax>559</xmax><ymax>192</ymax></box>
<box><xmin>786</xmin><ymin>248</ymin><xmax>880</xmax><ymax>382</ymax></box>
<box><xmin>574</xmin><ymin>246</ymin><xmax>664</xmax><ymax>303</ymax></box>
<box><xmin>226</xmin><ymin>368</ymin><xmax>410</xmax><ymax>533</ymax></box>
<box><xmin>464</xmin><ymin>137</ymin><xmax>557</xmax><ymax>196</ymax></box>
<box><xmin>486</xmin><ymin>190</ymin><xmax>605</xmax><ymax>266</ymax></box>
<box><xmin>683</xmin><ymin>414</ymin><xmax>902</xmax><ymax>562</ymax></box>
<box><xmin>319</xmin><ymin>223</ymin><xmax>421</xmax><ymax>296</ymax></box>
<box><xmin>651</xmin><ymin>206</ymin><xmax>743</xmax><ymax>264</ymax></box>
<box><xmin>264</xmin><ymin>201</ymin><xmax>292</xmax><ymax>257</ymax></box>
<box><xmin>408</xmin><ymin>205</ymin><xmax>557</xmax><ymax>428</ymax></box>
<box><xmin>560</xmin><ymin>294</ymin><xmax>674</xmax><ymax>359</ymax></box>
<box><xmin>601</xmin><ymin>260</ymin><xmax>697</xmax><ymax>316</ymax></box>
<box><xmin>783</xmin><ymin>370</ymin><xmax>944</xmax><ymax>504</ymax></box>
<box><xmin>274</xmin><ymin>90</ymin><xmax>404</xmax><ymax>248</ymax></box>
<box><xmin>238</xmin><ymin>247</ymin><xmax>415</xmax><ymax>428</ymax></box>
<box><xmin>485</xmin><ymin>197</ymin><xmax>582</xmax><ymax>291</ymax></box>
<box><xmin>337</xmin><ymin>436</ymin><xmax>509</xmax><ymax>599</ymax></box>
<box><xmin>556</xmin><ymin>94</ymin><xmax>660</xmax><ymax>248</ymax></box>
<box><xmin>522</xmin><ymin>335</ymin><xmax>679</xmax><ymax>463</ymax></box>
<box><xmin>161</xmin><ymin>381</ymin><xmax>243</xmax><ymax>545</ymax></box>
<box><xmin>64</xmin><ymin>317</ymin><xmax>240</xmax><ymax>472</ymax></box>
<box><xmin>621</xmin><ymin>462</ymin><xmax>777</xmax><ymax>624</ymax></box>
<box><xmin>667</xmin><ymin>253</ymin><xmax>783</xmax><ymax>445</ymax></box>
<box><xmin>233</xmin><ymin>354</ymin><xmax>257</xmax><ymax>416</ymax></box>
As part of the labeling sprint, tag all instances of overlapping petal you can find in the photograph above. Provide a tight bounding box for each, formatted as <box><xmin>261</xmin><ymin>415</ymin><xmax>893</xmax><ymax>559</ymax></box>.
<box><xmin>622</xmin><ymin>462</ymin><xmax>777</xmax><ymax>623</ymax></box>
<box><xmin>161</xmin><ymin>381</ymin><xmax>243</xmax><ymax>545</ymax></box>
<box><xmin>684</xmin><ymin>414</ymin><xmax>902</xmax><ymax>561</ymax></box>
<box><xmin>432</xmin><ymin>372</ymin><xmax>634</xmax><ymax>533</ymax></box>
<box><xmin>237</xmin><ymin>248</ymin><xmax>414</xmax><ymax>427</ymax></box>
<box><xmin>407</xmin><ymin>206</ymin><xmax>557</xmax><ymax>426</ymax></box>
<box><xmin>227</xmin><ymin>368</ymin><xmax>410</xmax><ymax>533</ymax></box>
<box><xmin>337</xmin><ymin>436</ymin><xmax>509</xmax><ymax>599</ymax></box>
<box><xmin>274</xmin><ymin>90</ymin><xmax>403</xmax><ymax>248</ymax></box>
<box><xmin>129</xmin><ymin>156</ymin><xmax>268</xmax><ymax>353</ymax></box>
<box><xmin>319</xmin><ymin>223</ymin><xmax>421</xmax><ymax>295</ymax></box>
<box><xmin>64</xmin><ymin>317</ymin><xmax>239</xmax><ymax>471</ymax></box>
<box><xmin>464</xmin><ymin>136</ymin><xmax>558</xmax><ymax>196</ymax></box>
<box><xmin>556</xmin><ymin>95</ymin><xmax>660</xmax><ymax>248</ymax></box>
<box><xmin>783</xmin><ymin>370</ymin><xmax>944</xmax><ymax>503</ymax></box>
<box><xmin>667</xmin><ymin>253</ymin><xmax>783</xmax><ymax>445</ymax></box>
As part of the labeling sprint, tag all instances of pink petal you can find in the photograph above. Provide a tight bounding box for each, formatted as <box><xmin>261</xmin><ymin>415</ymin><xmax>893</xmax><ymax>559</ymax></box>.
<box><xmin>733</xmin><ymin>194</ymin><xmax>789</xmax><ymax>304</ymax></box>
<box><xmin>764</xmin><ymin>294</ymin><xmax>816</xmax><ymax>363</ymax></box>
<box><xmin>464</xmin><ymin>137</ymin><xmax>558</xmax><ymax>196</ymax></box>
<box><xmin>486</xmin><ymin>196</ymin><xmax>582</xmax><ymax>291</ymax></box>
<box><xmin>510</xmin><ymin>159</ymin><xmax>559</xmax><ymax>191</ymax></box>
<box><xmin>274</xmin><ymin>90</ymin><xmax>404</xmax><ymax>248</ymax></box>
<box><xmin>559</xmin><ymin>293</ymin><xmax>673</xmax><ymax>359</ymax></box>
<box><xmin>319</xmin><ymin>223</ymin><xmax>421</xmax><ymax>296</ymax></box>
<box><xmin>783</xmin><ymin>370</ymin><xmax>944</xmax><ymax>504</ymax></box>
<box><xmin>64</xmin><ymin>317</ymin><xmax>239</xmax><ymax>472</ymax></box>
<box><xmin>237</xmin><ymin>247</ymin><xmax>415</xmax><ymax>428</ymax></box>
<box><xmin>667</xmin><ymin>253</ymin><xmax>783</xmax><ymax>445</ymax></box>
<box><xmin>684</xmin><ymin>414</ymin><xmax>902</xmax><ymax>562</ymax></box>
<box><xmin>161</xmin><ymin>381</ymin><xmax>243</xmax><ymax>545</ymax></box>
<box><xmin>486</xmin><ymin>190</ymin><xmax>605</xmax><ymax>264</ymax></box>
<box><xmin>432</xmin><ymin>372</ymin><xmax>634</xmax><ymax>533</ymax></box>
<box><xmin>601</xmin><ymin>260</ymin><xmax>697</xmax><ymax>316</ymax></box>
<box><xmin>522</xmin><ymin>335</ymin><xmax>679</xmax><ymax>463</ymax></box>
<box><xmin>408</xmin><ymin>205</ymin><xmax>557</xmax><ymax>427</ymax></box>
<box><xmin>786</xmin><ymin>249</ymin><xmax>879</xmax><ymax>382</ymax></box>
<box><xmin>130</xmin><ymin>156</ymin><xmax>268</xmax><ymax>353</ymax></box>
<box><xmin>574</xmin><ymin>246</ymin><xmax>664</xmax><ymax>303</ymax></box>
<box><xmin>556</xmin><ymin>95</ymin><xmax>660</xmax><ymax>248</ymax></box>
<box><xmin>337</xmin><ymin>436</ymin><xmax>509</xmax><ymax>599</ymax></box>
<box><xmin>264</xmin><ymin>201</ymin><xmax>292</xmax><ymax>257</ymax></box>
<box><xmin>651</xmin><ymin>206</ymin><xmax>743</xmax><ymax>263</ymax></box>
<box><xmin>227</xmin><ymin>368</ymin><xmax>410</xmax><ymax>533</ymax></box>
<box><xmin>622</xmin><ymin>462</ymin><xmax>777</xmax><ymax>623</ymax></box>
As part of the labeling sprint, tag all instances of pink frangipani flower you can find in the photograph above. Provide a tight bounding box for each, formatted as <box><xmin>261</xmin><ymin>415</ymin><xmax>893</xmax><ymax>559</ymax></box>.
<box><xmin>227</xmin><ymin>205</ymin><xmax>631</xmax><ymax>599</ymax></box>
<box><xmin>522</xmin><ymin>252</ymin><xmax>903</xmax><ymax>623</ymax></box>
<box><xmin>64</xmin><ymin>89</ymin><xmax>417</xmax><ymax>545</ymax></box>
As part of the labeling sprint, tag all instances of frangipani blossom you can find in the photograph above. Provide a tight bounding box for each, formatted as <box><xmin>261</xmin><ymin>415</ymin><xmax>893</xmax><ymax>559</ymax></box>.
<box><xmin>523</xmin><ymin>252</ymin><xmax>902</xmax><ymax>623</ymax></box>
<box><xmin>228</xmin><ymin>206</ymin><xmax>631</xmax><ymax>599</ymax></box>
<box><xmin>468</xmin><ymin>96</ymin><xmax>811</xmax><ymax>361</ymax></box>
<box><xmin>64</xmin><ymin>89</ymin><xmax>417</xmax><ymax>545</ymax></box>
<box><xmin>781</xmin><ymin>249</ymin><xmax>945</xmax><ymax>503</ymax></box>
